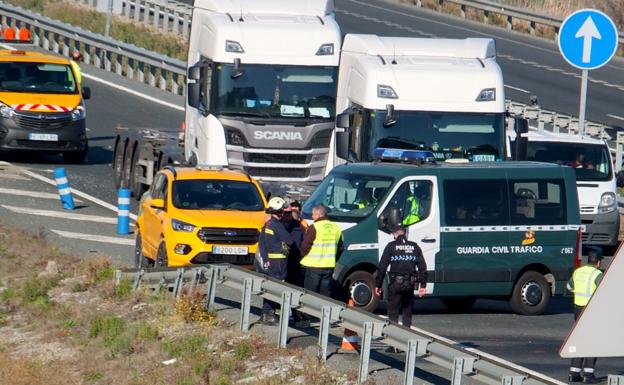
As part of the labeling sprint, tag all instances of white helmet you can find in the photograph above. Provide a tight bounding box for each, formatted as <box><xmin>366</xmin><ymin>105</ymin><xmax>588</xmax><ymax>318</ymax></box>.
<box><xmin>267</xmin><ymin>197</ymin><xmax>287</xmax><ymax>214</ymax></box>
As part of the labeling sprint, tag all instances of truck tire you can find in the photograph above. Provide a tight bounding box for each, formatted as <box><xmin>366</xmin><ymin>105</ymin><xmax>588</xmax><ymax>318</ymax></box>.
<box><xmin>156</xmin><ymin>240</ymin><xmax>169</xmax><ymax>267</ymax></box>
<box><xmin>134</xmin><ymin>232</ymin><xmax>154</xmax><ymax>268</ymax></box>
<box><xmin>63</xmin><ymin>140</ymin><xmax>88</xmax><ymax>164</ymax></box>
<box><xmin>344</xmin><ymin>270</ymin><xmax>380</xmax><ymax>312</ymax></box>
<box><xmin>509</xmin><ymin>271</ymin><xmax>550</xmax><ymax>315</ymax></box>
<box><xmin>122</xmin><ymin>141</ymin><xmax>135</xmax><ymax>193</ymax></box>
<box><xmin>130</xmin><ymin>145</ymin><xmax>146</xmax><ymax>200</ymax></box>
<box><xmin>441</xmin><ymin>298</ymin><xmax>476</xmax><ymax>312</ymax></box>
<box><xmin>113</xmin><ymin>138</ymin><xmax>126</xmax><ymax>189</ymax></box>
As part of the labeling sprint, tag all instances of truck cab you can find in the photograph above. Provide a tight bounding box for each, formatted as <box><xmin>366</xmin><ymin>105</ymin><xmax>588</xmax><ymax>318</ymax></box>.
<box><xmin>332</xmin><ymin>35</ymin><xmax>507</xmax><ymax>171</ymax></box>
<box><xmin>185</xmin><ymin>0</ymin><xmax>341</xmax><ymax>183</ymax></box>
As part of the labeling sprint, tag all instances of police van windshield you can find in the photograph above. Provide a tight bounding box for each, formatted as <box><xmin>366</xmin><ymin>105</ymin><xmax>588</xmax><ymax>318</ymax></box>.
<box><xmin>172</xmin><ymin>180</ymin><xmax>264</xmax><ymax>211</ymax></box>
<box><xmin>302</xmin><ymin>172</ymin><xmax>394</xmax><ymax>222</ymax></box>
<box><xmin>525</xmin><ymin>142</ymin><xmax>612</xmax><ymax>182</ymax></box>
<box><xmin>348</xmin><ymin>110</ymin><xmax>505</xmax><ymax>162</ymax></box>
<box><xmin>212</xmin><ymin>63</ymin><xmax>337</xmax><ymax>121</ymax></box>
<box><xmin>0</xmin><ymin>62</ymin><xmax>78</xmax><ymax>94</ymax></box>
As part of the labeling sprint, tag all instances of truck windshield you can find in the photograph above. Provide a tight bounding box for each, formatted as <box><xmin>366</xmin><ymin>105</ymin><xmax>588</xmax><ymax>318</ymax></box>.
<box><xmin>525</xmin><ymin>142</ymin><xmax>612</xmax><ymax>182</ymax></box>
<box><xmin>302</xmin><ymin>172</ymin><xmax>393</xmax><ymax>222</ymax></box>
<box><xmin>349</xmin><ymin>110</ymin><xmax>505</xmax><ymax>162</ymax></box>
<box><xmin>0</xmin><ymin>62</ymin><xmax>77</xmax><ymax>94</ymax></box>
<box><xmin>212</xmin><ymin>63</ymin><xmax>336</xmax><ymax>120</ymax></box>
<box><xmin>172</xmin><ymin>180</ymin><xmax>264</xmax><ymax>211</ymax></box>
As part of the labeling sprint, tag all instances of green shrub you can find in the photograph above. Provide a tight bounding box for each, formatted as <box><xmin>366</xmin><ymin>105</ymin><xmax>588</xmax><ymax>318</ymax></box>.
<box><xmin>115</xmin><ymin>277</ymin><xmax>133</xmax><ymax>299</ymax></box>
<box><xmin>234</xmin><ymin>339</ymin><xmax>252</xmax><ymax>361</ymax></box>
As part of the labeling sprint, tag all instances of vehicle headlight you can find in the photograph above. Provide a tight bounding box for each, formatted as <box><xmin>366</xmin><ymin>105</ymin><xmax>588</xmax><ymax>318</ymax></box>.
<box><xmin>71</xmin><ymin>106</ymin><xmax>86</xmax><ymax>120</ymax></box>
<box><xmin>598</xmin><ymin>192</ymin><xmax>616</xmax><ymax>214</ymax></box>
<box><xmin>171</xmin><ymin>218</ymin><xmax>195</xmax><ymax>232</ymax></box>
<box><xmin>0</xmin><ymin>103</ymin><xmax>14</xmax><ymax>119</ymax></box>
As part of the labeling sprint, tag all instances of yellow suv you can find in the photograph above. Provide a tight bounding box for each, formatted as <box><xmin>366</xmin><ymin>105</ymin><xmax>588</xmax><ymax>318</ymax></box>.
<box><xmin>135</xmin><ymin>166</ymin><xmax>267</xmax><ymax>267</ymax></box>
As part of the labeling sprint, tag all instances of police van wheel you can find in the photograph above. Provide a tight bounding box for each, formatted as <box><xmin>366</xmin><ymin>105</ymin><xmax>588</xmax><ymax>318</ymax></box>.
<box><xmin>345</xmin><ymin>271</ymin><xmax>379</xmax><ymax>312</ymax></box>
<box><xmin>510</xmin><ymin>271</ymin><xmax>550</xmax><ymax>315</ymax></box>
<box><xmin>156</xmin><ymin>240</ymin><xmax>169</xmax><ymax>267</ymax></box>
<box><xmin>441</xmin><ymin>298</ymin><xmax>476</xmax><ymax>312</ymax></box>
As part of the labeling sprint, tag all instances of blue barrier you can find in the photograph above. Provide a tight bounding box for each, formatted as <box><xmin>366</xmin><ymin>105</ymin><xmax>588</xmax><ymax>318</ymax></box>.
<box><xmin>53</xmin><ymin>168</ymin><xmax>75</xmax><ymax>210</ymax></box>
<box><xmin>117</xmin><ymin>188</ymin><xmax>131</xmax><ymax>235</ymax></box>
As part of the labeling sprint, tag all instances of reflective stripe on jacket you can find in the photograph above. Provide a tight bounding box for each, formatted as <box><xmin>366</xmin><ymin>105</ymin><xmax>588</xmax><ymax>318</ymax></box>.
<box><xmin>571</xmin><ymin>265</ymin><xmax>602</xmax><ymax>307</ymax></box>
<box><xmin>300</xmin><ymin>219</ymin><xmax>341</xmax><ymax>268</ymax></box>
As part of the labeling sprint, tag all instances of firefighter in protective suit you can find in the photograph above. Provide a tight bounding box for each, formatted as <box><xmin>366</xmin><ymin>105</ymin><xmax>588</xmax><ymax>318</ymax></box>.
<box><xmin>375</xmin><ymin>222</ymin><xmax>427</xmax><ymax>353</ymax></box>
<box><xmin>258</xmin><ymin>197</ymin><xmax>294</xmax><ymax>325</ymax></box>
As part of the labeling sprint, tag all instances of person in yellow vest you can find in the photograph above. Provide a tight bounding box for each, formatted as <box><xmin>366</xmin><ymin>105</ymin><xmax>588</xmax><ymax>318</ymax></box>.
<box><xmin>70</xmin><ymin>50</ymin><xmax>83</xmax><ymax>86</ymax></box>
<box><xmin>402</xmin><ymin>193</ymin><xmax>420</xmax><ymax>226</ymax></box>
<box><xmin>299</xmin><ymin>204</ymin><xmax>343</xmax><ymax>298</ymax></box>
<box><xmin>567</xmin><ymin>250</ymin><xmax>603</xmax><ymax>384</ymax></box>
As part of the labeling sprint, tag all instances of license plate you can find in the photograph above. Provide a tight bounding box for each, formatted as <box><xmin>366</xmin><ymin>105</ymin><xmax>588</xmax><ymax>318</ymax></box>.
<box><xmin>28</xmin><ymin>133</ymin><xmax>58</xmax><ymax>141</ymax></box>
<box><xmin>473</xmin><ymin>154</ymin><xmax>495</xmax><ymax>162</ymax></box>
<box><xmin>213</xmin><ymin>245</ymin><xmax>248</xmax><ymax>255</ymax></box>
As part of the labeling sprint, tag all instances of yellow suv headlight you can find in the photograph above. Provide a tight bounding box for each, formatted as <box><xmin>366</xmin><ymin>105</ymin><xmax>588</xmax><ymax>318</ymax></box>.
<box><xmin>171</xmin><ymin>218</ymin><xmax>195</xmax><ymax>232</ymax></box>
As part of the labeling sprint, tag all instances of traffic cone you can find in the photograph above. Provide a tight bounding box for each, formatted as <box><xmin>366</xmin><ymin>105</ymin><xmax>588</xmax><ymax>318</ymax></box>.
<box><xmin>338</xmin><ymin>298</ymin><xmax>360</xmax><ymax>354</ymax></box>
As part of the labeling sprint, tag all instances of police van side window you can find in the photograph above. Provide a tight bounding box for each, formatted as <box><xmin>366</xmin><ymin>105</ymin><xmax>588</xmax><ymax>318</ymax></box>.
<box><xmin>510</xmin><ymin>180</ymin><xmax>566</xmax><ymax>225</ymax></box>
<box><xmin>387</xmin><ymin>180</ymin><xmax>433</xmax><ymax>225</ymax></box>
<box><xmin>444</xmin><ymin>180</ymin><xmax>509</xmax><ymax>226</ymax></box>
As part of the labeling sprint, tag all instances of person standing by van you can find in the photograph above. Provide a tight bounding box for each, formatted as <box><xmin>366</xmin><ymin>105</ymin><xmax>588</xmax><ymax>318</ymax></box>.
<box><xmin>567</xmin><ymin>250</ymin><xmax>603</xmax><ymax>384</ymax></box>
<box><xmin>300</xmin><ymin>204</ymin><xmax>342</xmax><ymax>298</ymax></box>
<box><xmin>374</xmin><ymin>223</ymin><xmax>427</xmax><ymax>352</ymax></box>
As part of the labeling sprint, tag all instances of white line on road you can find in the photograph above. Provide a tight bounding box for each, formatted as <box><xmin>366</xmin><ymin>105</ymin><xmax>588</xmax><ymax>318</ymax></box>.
<box><xmin>51</xmin><ymin>229</ymin><xmax>134</xmax><ymax>246</ymax></box>
<box><xmin>504</xmin><ymin>84</ymin><xmax>531</xmax><ymax>94</ymax></box>
<box><xmin>607</xmin><ymin>114</ymin><xmax>624</xmax><ymax>122</ymax></box>
<box><xmin>0</xmin><ymin>187</ymin><xmax>83</xmax><ymax>202</ymax></box>
<box><xmin>1</xmin><ymin>204</ymin><xmax>118</xmax><ymax>224</ymax></box>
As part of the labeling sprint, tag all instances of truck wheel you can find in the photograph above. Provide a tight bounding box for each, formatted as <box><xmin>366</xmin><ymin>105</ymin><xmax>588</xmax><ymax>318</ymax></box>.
<box><xmin>441</xmin><ymin>298</ymin><xmax>476</xmax><ymax>312</ymax></box>
<box><xmin>156</xmin><ymin>240</ymin><xmax>169</xmax><ymax>267</ymax></box>
<box><xmin>344</xmin><ymin>270</ymin><xmax>379</xmax><ymax>312</ymax></box>
<box><xmin>122</xmin><ymin>141</ymin><xmax>135</xmax><ymax>193</ymax></box>
<box><xmin>134</xmin><ymin>232</ymin><xmax>154</xmax><ymax>268</ymax></box>
<box><xmin>63</xmin><ymin>141</ymin><xmax>88</xmax><ymax>164</ymax></box>
<box><xmin>113</xmin><ymin>138</ymin><xmax>126</xmax><ymax>189</ymax></box>
<box><xmin>510</xmin><ymin>271</ymin><xmax>550</xmax><ymax>315</ymax></box>
<box><xmin>130</xmin><ymin>145</ymin><xmax>146</xmax><ymax>200</ymax></box>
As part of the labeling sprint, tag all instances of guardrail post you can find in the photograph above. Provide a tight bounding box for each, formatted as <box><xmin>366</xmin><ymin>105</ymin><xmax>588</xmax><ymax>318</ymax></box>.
<box><xmin>52</xmin><ymin>32</ymin><xmax>60</xmax><ymax>53</ymax></box>
<box><xmin>160</xmin><ymin>69</ymin><xmax>168</xmax><ymax>91</ymax></box>
<box><xmin>459</xmin><ymin>4</ymin><xmax>465</xmax><ymax>18</ymax></box>
<box><xmin>153</xmin><ymin>4</ymin><xmax>160</xmax><ymax>29</ymax></box>
<box><xmin>127</xmin><ymin>58</ymin><xmax>134</xmax><ymax>80</ymax></box>
<box><xmin>123</xmin><ymin>0</ymin><xmax>131</xmax><ymax>18</ymax></box>
<box><xmin>482</xmin><ymin>10</ymin><xmax>489</xmax><ymax>24</ymax></box>
<box><xmin>240</xmin><ymin>278</ymin><xmax>253</xmax><ymax>332</ymax></box>
<box><xmin>451</xmin><ymin>358</ymin><xmax>465</xmax><ymax>385</ymax></box>
<box><xmin>132</xmin><ymin>268</ymin><xmax>144</xmax><ymax>290</ymax></box>
<box><xmin>148</xmin><ymin>64</ymin><xmax>156</xmax><ymax>87</ymax></box>
<box><xmin>318</xmin><ymin>305</ymin><xmax>331</xmax><ymax>362</ymax></box>
<box><xmin>357</xmin><ymin>321</ymin><xmax>373</xmax><ymax>384</ymax></box>
<box><xmin>277</xmin><ymin>291</ymin><xmax>292</xmax><ymax>348</ymax></box>
<box><xmin>616</xmin><ymin>132</ymin><xmax>624</xmax><ymax>173</ymax></box>
<box><xmin>173</xmin><ymin>9</ymin><xmax>180</xmax><ymax>35</ymax></box>
<box><xmin>114</xmin><ymin>269</ymin><xmax>122</xmax><ymax>287</ymax></box>
<box><xmin>115</xmin><ymin>54</ymin><xmax>123</xmax><ymax>76</ymax></box>
<box><xmin>609</xmin><ymin>375</ymin><xmax>624</xmax><ymax>385</ymax></box>
<box><xmin>204</xmin><ymin>267</ymin><xmax>218</xmax><ymax>311</ymax></box>
<box><xmin>502</xmin><ymin>376</ymin><xmax>525</xmax><ymax>385</ymax></box>
<box><xmin>182</xmin><ymin>13</ymin><xmax>190</xmax><ymax>39</ymax></box>
<box><xmin>173</xmin><ymin>268</ymin><xmax>184</xmax><ymax>298</ymax></box>
<box><xmin>506</xmin><ymin>15</ymin><xmax>512</xmax><ymax>30</ymax></box>
<box><xmin>133</xmin><ymin>0</ymin><xmax>141</xmax><ymax>22</ymax></box>
<box><xmin>42</xmin><ymin>30</ymin><xmax>50</xmax><ymax>50</ymax></box>
<box><xmin>530</xmin><ymin>20</ymin><xmax>536</xmax><ymax>35</ymax></box>
<box><xmin>403</xmin><ymin>339</ymin><xmax>430</xmax><ymax>385</ymax></box>
<box><xmin>143</xmin><ymin>0</ymin><xmax>150</xmax><ymax>25</ymax></box>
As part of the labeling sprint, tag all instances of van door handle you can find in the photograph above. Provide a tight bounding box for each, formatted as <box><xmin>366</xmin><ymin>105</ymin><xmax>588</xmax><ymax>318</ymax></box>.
<box><xmin>421</xmin><ymin>237</ymin><xmax>436</xmax><ymax>243</ymax></box>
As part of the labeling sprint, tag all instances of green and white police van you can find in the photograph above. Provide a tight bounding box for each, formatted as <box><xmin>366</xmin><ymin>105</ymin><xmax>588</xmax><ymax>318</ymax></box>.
<box><xmin>302</xmin><ymin>150</ymin><xmax>582</xmax><ymax>315</ymax></box>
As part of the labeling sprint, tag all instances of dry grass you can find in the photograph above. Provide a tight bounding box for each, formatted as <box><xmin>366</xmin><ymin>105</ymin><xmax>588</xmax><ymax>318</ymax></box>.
<box><xmin>0</xmin><ymin>224</ymin><xmax>357</xmax><ymax>385</ymax></box>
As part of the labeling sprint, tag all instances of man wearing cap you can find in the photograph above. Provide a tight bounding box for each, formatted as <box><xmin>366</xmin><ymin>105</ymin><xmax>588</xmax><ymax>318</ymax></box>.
<box><xmin>374</xmin><ymin>223</ymin><xmax>427</xmax><ymax>352</ymax></box>
<box><xmin>567</xmin><ymin>249</ymin><xmax>604</xmax><ymax>383</ymax></box>
<box><xmin>258</xmin><ymin>197</ymin><xmax>294</xmax><ymax>325</ymax></box>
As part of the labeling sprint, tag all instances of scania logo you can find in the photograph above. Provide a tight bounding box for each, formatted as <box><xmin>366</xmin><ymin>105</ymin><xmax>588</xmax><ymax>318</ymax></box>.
<box><xmin>254</xmin><ymin>130</ymin><xmax>303</xmax><ymax>141</ymax></box>
<box><xmin>223</xmin><ymin>230</ymin><xmax>237</xmax><ymax>236</ymax></box>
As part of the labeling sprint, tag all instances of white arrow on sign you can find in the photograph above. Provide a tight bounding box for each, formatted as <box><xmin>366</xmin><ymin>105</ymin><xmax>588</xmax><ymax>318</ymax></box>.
<box><xmin>575</xmin><ymin>16</ymin><xmax>602</xmax><ymax>63</ymax></box>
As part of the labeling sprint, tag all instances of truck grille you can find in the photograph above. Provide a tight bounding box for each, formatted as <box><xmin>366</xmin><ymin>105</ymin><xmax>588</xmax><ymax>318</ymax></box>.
<box><xmin>244</xmin><ymin>153</ymin><xmax>309</xmax><ymax>164</ymax></box>
<box><xmin>246</xmin><ymin>167</ymin><xmax>311</xmax><ymax>179</ymax></box>
<box><xmin>13</xmin><ymin>111</ymin><xmax>73</xmax><ymax>130</ymax></box>
<box><xmin>197</xmin><ymin>228</ymin><xmax>259</xmax><ymax>245</ymax></box>
<box><xmin>580</xmin><ymin>205</ymin><xmax>596</xmax><ymax>214</ymax></box>
<box><xmin>581</xmin><ymin>233</ymin><xmax>612</xmax><ymax>243</ymax></box>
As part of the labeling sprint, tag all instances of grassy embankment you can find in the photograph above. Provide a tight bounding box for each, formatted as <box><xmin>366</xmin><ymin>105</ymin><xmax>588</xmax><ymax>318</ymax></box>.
<box><xmin>0</xmin><ymin>225</ymin><xmax>358</xmax><ymax>385</ymax></box>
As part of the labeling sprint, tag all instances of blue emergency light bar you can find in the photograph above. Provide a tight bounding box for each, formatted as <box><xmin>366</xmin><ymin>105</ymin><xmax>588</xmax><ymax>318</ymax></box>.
<box><xmin>373</xmin><ymin>148</ymin><xmax>436</xmax><ymax>164</ymax></box>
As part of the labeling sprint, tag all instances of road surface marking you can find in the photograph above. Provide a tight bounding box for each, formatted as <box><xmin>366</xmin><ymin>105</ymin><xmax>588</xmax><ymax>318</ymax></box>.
<box><xmin>1</xmin><ymin>205</ymin><xmax>117</xmax><ymax>224</ymax></box>
<box><xmin>0</xmin><ymin>187</ymin><xmax>83</xmax><ymax>202</ymax></box>
<box><xmin>51</xmin><ymin>229</ymin><xmax>134</xmax><ymax>246</ymax></box>
<box><xmin>504</xmin><ymin>84</ymin><xmax>531</xmax><ymax>94</ymax></box>
<box><xmin>607</xmin><ymin>114</ymin><xmax>624</xmax><ymax>121</ymax></box>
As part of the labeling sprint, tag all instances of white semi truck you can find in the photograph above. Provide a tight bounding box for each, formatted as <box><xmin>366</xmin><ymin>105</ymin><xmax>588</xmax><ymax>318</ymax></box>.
<box><xmin>331</xmin><ymin>34</ymin><xmax>527</xmax><ymax>168</ymax></box>
<box><xmin>113</xmin><ymin>0</ymin><xmax>341</xmax><ymax>197</ymax></box>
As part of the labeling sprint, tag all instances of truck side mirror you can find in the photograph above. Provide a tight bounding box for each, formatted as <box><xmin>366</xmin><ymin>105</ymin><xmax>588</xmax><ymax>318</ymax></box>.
<box><xmin>336</xmin><ymin>112</ymin><xmax>350</xmax><ymax>129</ymax></box>
<box><xmin>188</xmin><ymin>83</ymin><xmax>201</xmax><ymax>109</ymax></box>
<box><xmin>81</xmin><ymin>86</ymin><xmax>91</xmax><ymax>100</ymax></box>
<box><xmin>188</xmin><ymin>65</ymin><xmax>201</xmax><ymax>81</ymax></box>
<box><xmin>513</xmin><ymin>118</ymin><xmax>528</xmax><ymax>160</ymax></box>
<box><xmin>336</xmin><ymin>129</ymin><xmax>350</xmax><ymax>161</ymax></box>
<box><xmin>383</xmin><ymin>104</ymin><xmax>397</xmax><ymax>127</ymax></box>
<box><xmin>231</xmin><ymin>58</ymin><xmax>244</xmax><ymax>79</ymax></box>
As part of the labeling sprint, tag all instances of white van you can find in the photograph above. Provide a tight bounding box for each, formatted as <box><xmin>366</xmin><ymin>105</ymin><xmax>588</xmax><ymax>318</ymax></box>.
<box><xmin>509</xmin><ymin>130</ymin><xmax>619</xmax><ymax>247</ymax></box>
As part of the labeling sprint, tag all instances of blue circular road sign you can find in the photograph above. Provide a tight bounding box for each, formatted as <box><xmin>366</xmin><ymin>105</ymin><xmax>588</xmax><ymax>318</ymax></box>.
<box><xmin>558</xmin><ymin>9</ymin><xmax>619</xmax><ymax>70</ymax></box>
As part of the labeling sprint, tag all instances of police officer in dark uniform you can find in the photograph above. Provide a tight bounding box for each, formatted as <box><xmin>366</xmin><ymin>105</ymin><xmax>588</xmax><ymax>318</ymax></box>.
<box><xmin>374</xmin><ymin>223</ymin><xmax>427</xmax><ymax>352</ymax></box>
<box><xmin>259</xmin><ymin>197</ymin><xmax>294</xmax><ymax>325</ymax></box>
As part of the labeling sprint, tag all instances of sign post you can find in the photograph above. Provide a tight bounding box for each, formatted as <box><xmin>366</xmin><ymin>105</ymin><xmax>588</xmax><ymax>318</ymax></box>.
<box><xmin>558</xmin><ymin>9</ymin><xmax>618</xmax><ymax>137</ymax></box>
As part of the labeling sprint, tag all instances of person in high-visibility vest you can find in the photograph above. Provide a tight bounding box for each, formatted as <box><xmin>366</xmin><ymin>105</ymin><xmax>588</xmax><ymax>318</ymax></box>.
<box><xmin>70</xmin><ymin>50</ymin><xmax>83</xmax><ymax>86</ymax></box>
<box><xmin>300</xmin><ymin>204</ymin><xmax>342</xmax><ymax>298</ymax></box>
<box><xmin>258</xmin><ymin>197</ymin><xmax>294</xmax><ymax>325</ymax></box>
<box><xmin>567</xmin><ymin>250</ymin><xmax>603</xmax><ymax>384</ymax></box>
<box><xmin>402</xmin><ymin>194</ymin><xmax>420</xmax><ymax>226</ymax></box>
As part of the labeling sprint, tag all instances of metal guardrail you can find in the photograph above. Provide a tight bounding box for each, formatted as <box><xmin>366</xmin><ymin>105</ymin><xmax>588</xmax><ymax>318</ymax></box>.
<box><xmin>0</xmin><ymin>2</ymin><xmax>186</xmax><ymax>94</ymax></box>
<box><xmin>115</xmin><ymin>264</ymin><xmax>565</xmax><ymax>385</ymax></box>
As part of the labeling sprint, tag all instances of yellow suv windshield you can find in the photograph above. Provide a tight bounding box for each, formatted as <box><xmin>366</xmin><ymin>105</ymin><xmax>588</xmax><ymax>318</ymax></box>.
<box><xmin>172</xmin><ymin>179</ymin><xmax>264</xmax><ymax>211</ymax></box>
<box><xmin>0</xmin><ymin>62</ymin><xmax>77</xmax><ymax>94</ymax></box>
